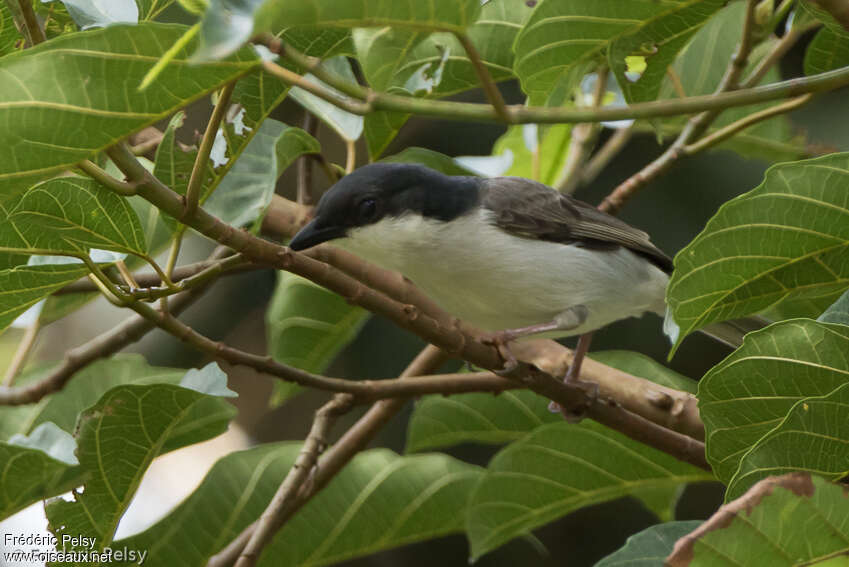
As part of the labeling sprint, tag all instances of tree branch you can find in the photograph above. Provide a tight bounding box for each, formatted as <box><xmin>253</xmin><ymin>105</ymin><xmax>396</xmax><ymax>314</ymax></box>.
<box><xmin>557</xmin><ymin>67</ymin><xmax>608</xmax><ymax>194</ymax></box>
<box><xmin>258</xmin><ymin>36</ymin><xmax>849</xmax><ymax>126</ymax></box>
<box><xmin>184</xmin><ymin>81</ymin><xmax>236</xmax><ymax>219</ymax></box>
<box><xmin>234</xmin><ymin>394</ymin><xmax>356</xmax><ymax>567</ymax></box>
<box><xmin>454</xmin><ymin>32</ymin><xmax>510</xmax><ymax>123</ymax></box>
<box><xmin>16</xmin><ymin>0</ymin><xmax>45</xmax><ymax>46</ymax></box>
<box><xmin>207</xmin><ymin>345</ymin><xmax>451</xmax><ymax>567</ymax></box>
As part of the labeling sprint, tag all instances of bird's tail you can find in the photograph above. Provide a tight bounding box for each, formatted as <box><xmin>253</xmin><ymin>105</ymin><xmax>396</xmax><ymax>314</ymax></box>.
<box><xmin>663</xmin><ymin>309</ymin><xmax>769</xmax><ymax>349</ymax></box>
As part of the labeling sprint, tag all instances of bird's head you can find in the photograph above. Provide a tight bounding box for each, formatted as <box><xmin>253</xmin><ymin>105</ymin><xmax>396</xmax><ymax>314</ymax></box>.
<box><xmin>288</xmin><ymin>162</ymin><xmax>479</xmax><ymax>251</ymax></box>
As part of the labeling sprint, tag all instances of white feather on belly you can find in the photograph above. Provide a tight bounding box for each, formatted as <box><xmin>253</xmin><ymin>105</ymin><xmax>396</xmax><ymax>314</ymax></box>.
<box><xmin>333</xmin><ymin>209</ymin><xmax>669</xmax><ymax>337</ymax></box>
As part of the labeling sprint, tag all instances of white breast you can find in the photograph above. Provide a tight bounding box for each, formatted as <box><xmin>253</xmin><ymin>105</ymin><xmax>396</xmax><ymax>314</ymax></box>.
<box><xmin>333</xmin><ymin>210</ymin><xmax>669</xmax><ymax>337</ymax></box>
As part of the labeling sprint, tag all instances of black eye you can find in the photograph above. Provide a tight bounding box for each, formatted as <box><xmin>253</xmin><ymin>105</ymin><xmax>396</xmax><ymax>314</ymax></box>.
<box><xmin>357</xmin><ymin>198</ymin><xmax>378</xmax><ymax>223</ymax></box>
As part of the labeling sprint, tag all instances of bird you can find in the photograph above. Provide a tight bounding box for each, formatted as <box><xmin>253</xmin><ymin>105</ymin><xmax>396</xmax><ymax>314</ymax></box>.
<box><xmin>288</xmin><ymin>162</ymin><xmax>758</xmax><ymax>416</ymax></box>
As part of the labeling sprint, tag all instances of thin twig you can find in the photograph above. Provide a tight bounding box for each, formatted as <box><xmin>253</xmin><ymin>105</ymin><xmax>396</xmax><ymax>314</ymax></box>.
<box><xmin>741</xmin><ymin>24</ymin><xmax>818</xmax><ymax>89</ymax></box>
<box><xmin>558</xmin><ymin>67</ymin><xmax>608</xmax><ymax>193</ymax></box>
<box><xmin>344</xmin><ymin>139</ymin><xmax>356</xmax><ymax>173</ymax></box>
<box><xmin>184</xmin><ymin>81</ymin><xmax>236</xmax><ymax>220</ymax></box>
<box><xmin>77</xmin><ymin>160</ymin><xmax>138</xmax><ymax>195</ymax></box>
<box><xmin>454</xmin><ymin>32</ymin><xmax>511</xmax><ymax>123</ymax></box>
<box><xmin>3</xmin><ymin>320</ymin><xmax>40</xmax><ymax>387</ymax></box>
<box><xmin>258</xmin><ymin>36</ymin><xmax>849</xmax><ymax>126</ymax></box>
<box><xmin>296</xmin><ymin>112</ymin><xmax>317</xmax><ymax>205</ymax></box>
<box><xmin>683</xmin><ymin>94</ymin><xmax>812</xmax><ymax>155</ymax></box>
<box><xmin>599</xmin><ymin>0</ymin><xmax>762</xmax><ymax>214</ymax></box>
<box><xmin>234</xmin><ymin>394</ymin><xmax>356</xmax><ymax>567</ymax></box>
<box><xmin>207</xmin><ymin>346</ymin><xmax>449</xmax><ymax>567</ymax></box>
<box><xmin>578</xmin><ymin>125</ymin><xmax>635</xmax><ymax>188</ymax></box>
<box><xmin>17</xmin><ymin>0</ymin><xmax>45</xmax><ymax>45</ymax></box>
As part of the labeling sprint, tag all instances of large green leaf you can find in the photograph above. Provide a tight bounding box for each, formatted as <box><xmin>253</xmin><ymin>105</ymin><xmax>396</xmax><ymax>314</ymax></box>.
<box><xmin>513</xmin><ymin>0</ymin><xmax>723</xmax><ymax>106</ymax></box>
<box><xmin>195</xmin><ymin>0</ymin><xmax>480</xmax><ymax>61</ymax></box>
<box><xmin>265</xmin><ymin>271</ymin><xmax>369</xmax><ymax>406</ymax></box>
<box><xmin>0</xmin><ymin>264</ymin><xmax>90</xmax><ymax>336</ymax></box>
<box><xmin>0</xmin><ymin>355</ymin><xmax>185</xmax><ymax>440</ymax></box>
<box><xmin>0</xmin><ymin>423</ymin><xmax>79</xmax><ymax>520</ymax></box>
<box><xmin>136</xmin><ymin>0</ymin><xmax>178</xmax><ymax>21</ymax></box>
<box><xmin>118</xmin><ymin>445</ymin><xmax>480</xmax><ymax>566</ymax></box>
<box><xmin>725</xmin><ymin>382</ymin><xmax>849</xmax><ymax>501</ymax></box>
<box><xmin>656</xmin><ymin>2</ymin><xmax>804</xmax><ymax>162</ymax></box>
<box><xmin>805</xmin><ymin>27</ymin><xmax>849</xmax><ymax>75</ymax></box>
<box><xmin>0</xmin><ymin>22</ymin><xmax>258</xmax><ymax>202</ymax></box>
<box><xmin>45</xmin><ymin>364</ymin><xmax>237</xmax><ymax>555</ymax></box>
<box><xmin>380</xmin><ymin>147</ymin><xmax>478</xmax><ymax>176</ymax></box>
<box><xmin>486</xmin><ymin>124</ymin><xmax>573</xmax><ymax>185</ymax></box>
<box><xmin>1</xmin><ymin>177</ymin><xmax>147</xmax><ymax>258</ymax></box>
<box><xmin>153</xmin><ymin>111</ymin><xmax>208</xmax><ymax>203</ymax></box>
<box><xmin>595</xmin><ymin>520</ymin><xmax>702</xmax><ymax>567</ymax></box>
<box><xmin>699</xmin><ymin>319</ymin><xmax>849</xmax><ymax>484</ymax></box>
<box><xmin>466</xmin><ymin>421</ymin><xmax>713</xmax><ymax>560</ymax></box>
<box><xmin>666</xmin><ymin>153</ymin><xmax>849</xmax><ymax>352</ymax></box>
<box><xmin>685</xmin><ymin>475</ymin><xmax>849</xmax><ymax>566</ymax></box>
<box><xmin>289</xmin><ymin>56</ymin><xmax>364</xmax><ymax>142</ymax></box>
<box><xmin>204</xmin><ymin>119</ymin><xmax>319</xmax><ymax>229</ymax></box>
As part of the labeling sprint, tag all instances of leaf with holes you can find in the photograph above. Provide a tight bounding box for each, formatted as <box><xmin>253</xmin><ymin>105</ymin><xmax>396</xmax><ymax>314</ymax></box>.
<box><xmin>204</xmin><ymin>119</ymin><xmax>319</xmax><ymax>229</ymax></box>
<box><xmin>513</xmin><ymin>0</ymin><xmax>724</xmax><ymax>105</ymax></box>
<box><xmin>0</xmin><ymin>22</ymin><xmax>257</xmax><ymax>203</ymax></box>
<box><xmin>725</xmin><ymin>381</ymin><xmax>849</xmax><ymax>501</ymax></box>
<box><xmin>466</xmin><ymin>421</ymin><xmax>713</xmax><ymax>560</ymax></box>
<box><xmin>265</xmin><ymin>271</ymin><xmax>368</xmax><ymax>406</ymax></box>
<box><xmin>666</xmin><ymin>153</ymin><xmax>849</xmax><ymax>353</ymax></box>
<box><xmin>117</xmin><ymin>445</ymin><xmax>480</xmax><ymax>566</ymax></box>
<box><xmin>699</xmin><ymin>319</ymin><xmax>849</xmax><ymax>484</ymax></box>
<box><xmin>45</xmin><ymin>364</ymin><xmax>236</xmax><ymax>554</ymax></box>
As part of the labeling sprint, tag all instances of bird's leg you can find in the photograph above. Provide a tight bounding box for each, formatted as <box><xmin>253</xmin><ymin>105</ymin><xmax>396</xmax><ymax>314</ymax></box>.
<box><xmin>482</xmin><ymin>306</ymin><xmax>589</xmax><ymax>376</ymax></box>
<box><xmin>548</xmin><ymin>332</ymin><xmax>598</xmax><ymax>422</ymax></box>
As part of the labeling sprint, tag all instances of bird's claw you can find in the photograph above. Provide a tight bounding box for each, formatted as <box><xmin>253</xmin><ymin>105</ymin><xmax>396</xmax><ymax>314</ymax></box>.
<box><xmin>548</xmin><ymin>378</ymin><xmax>599</xmax><ymax>423</ymax></box>
<box><xmin>481</xmin><ymin>332</ymin><xmax>519</xmax><ymax>376</ymax></box>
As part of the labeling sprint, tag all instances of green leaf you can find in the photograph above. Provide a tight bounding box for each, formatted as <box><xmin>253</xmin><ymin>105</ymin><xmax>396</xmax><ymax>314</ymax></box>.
<box><xmin>205</xmin><ymin>119</ymin><xmax>319</xmax><ymax>229</ymax></box>
<box><xmin>289</xmin><ymin>56</ymin><xmax>363</xmax><ymax>142</ymax></box>
<box><xmin>805</xmin><ymin>26</ymin><xmax>849</xmax><ymax>75</ymax></box>
<box><xmin>406</xmin><ymin>350</ymin><xmax>696</xmax><ymax>453</ymax></box>
<box><xmin>513</xmin><ymin>0</ymin><xmax>723</xmax><ymax>106</ymax></box>
<box><xmin>136</xmin><ymin>0</ymin><xmax>178</xmax><ymax>21</ymax></box>
<box><xmin>687</xmin><ymin>475</ymin><xmax>849</xmax><ymax>566</ymax></box>
<box><xmin>666</xmin><ymin>153</ymin><xmax>849</xmax><ymax>352</ymax></box>
<box><xmin>466</xmin><ymin>421</ymin><xmax>713</xmax><ymax>560</ymax></box>
<box><xmin>153</xmin><ymin>111</ymin><xmax>204</xmax><ymax>201</ymax></box>
<box><xmin>280</xmin><ymin>27</ymin><xmax>353</xmax><ymax>58</ymax></box>
<box><xmin>46</xmin><ymin>0</ymin><xmax>138</xmax><ymax>29</ymax></box>
<box><xmin>45</xmin><ymin>366</ymin><xmax>237</xmax><ymax>553</ymax></box>
<box><xmin>380</xmin><ymin>147</ymin><xmax>478</xmax><ymax>176</ymax></box>
<box><xmin>0</xmin><ymin>355</ymin><xmax>185</xmax><ymax>440</ymax></box>
<box><xmin>656</xmin><ymin>2</ymin><xmax>804</xmax><ymax>162</ymax></box>
<box><xmin>726</xmin><ymin>382</ymin><xmax>849</xmax><ymax>501</ymax></box>
<box><xmin>118</xmin><ymin>445</ymin><xmax>480</xmax><ymax>566</ymax></box>
<box><xmin>595</xmin><ymin>520</ymin><xmax>702</xmax><ymax>567</ymax></box>
<box><xmin>265</xmin><ymin>271</ymin><xmax>368</xmax><ymax>406</ymax></box>
<box><xmin>364</xmin><ymin>110</ymin><xmax>409</xmax><ymax>160</ymax></box>
<box><xmin>406</xmin><ymin>389</ymin><xmax>561</xmax><ymax>453</ymax></box>
<box><xmin>699</xmin><ymin>319</ymin><xmax>849</xmax><ymax>484</ymax></box>
<box><xmin>0</xmin><ymin>264</ymin><xmax>90</xmax><ymax>336</ymax></box>
<box><xmin>1</xmin><ymin>177</ymin><xmax>147</xmax><ymax>258</ymax></box>
<box><xmin>0</xmin><ymin>22</ymin><xmax>258</xmax><ymax>202</ymax></box>
<box><xmin>819</xmin><ymin>288</ymin><xmax>849</xmax><ymax>325</ymax></box>
<box><xmin>0</xmin><ymin>1</ymin><xmax>23</xmax><ymax>57</ymax></box>
<box><xmin>0</xmin><ymin>424</ymin><xmax>80</xmax><ymax>520</ymax></box>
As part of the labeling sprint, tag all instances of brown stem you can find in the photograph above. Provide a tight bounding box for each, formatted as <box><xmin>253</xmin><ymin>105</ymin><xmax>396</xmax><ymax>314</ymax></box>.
<box><xmin>207</xmin><ymin>346</ymin><xmax>449</xmax><ymax>567</ymax></box>
<box><xmin>558</xmin><ymin>67</ymin><xmax>608</xmax><ymax>193</ymax></box>
<box><xmin>3</xmin><ymin>320</ymin><xmax>40</xmax><ymax>387</ymax></box>
<box><xmin>184</xmin><ymin>81</ymin><xmax>236</xmax><ymax>220</ymax></box>
<box><xmin>578</xmin><ymin>125</ymin><xmax>635</xmax><ymax>188</ymax></box>
<box><xmin>455</xmin><ymin>32</ymin><xmax>511</xmax><ymax>123</ymax></box>
<box><xmin>296</xmin><ymin>112</ymin><xmax>317</xmax><ymax>205</ymax></box>
<box><xmin>17</xmin><ymin>0</ymin><xmax>45</xmax><ymax>45</ymax></box>
<box><xmin>234</xmin><ymin>394</ymin><xmax>355</xmax><ymax>567</ymax></box>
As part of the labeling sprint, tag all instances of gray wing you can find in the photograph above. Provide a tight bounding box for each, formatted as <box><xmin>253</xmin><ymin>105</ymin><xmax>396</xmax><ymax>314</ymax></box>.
<box><xmin>481</xmin><ymin>177</ymin><xmax>673</xmax><ymax>272</ymax></box>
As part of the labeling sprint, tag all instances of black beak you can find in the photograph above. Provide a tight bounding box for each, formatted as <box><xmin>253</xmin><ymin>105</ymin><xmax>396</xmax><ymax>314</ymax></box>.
<box><xmin>289</xmin><ymin>219</ymin><xmax>347</xmax><ymax>251</ymax></box>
